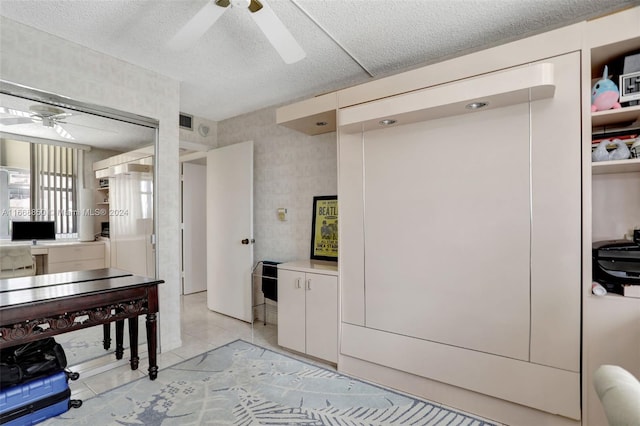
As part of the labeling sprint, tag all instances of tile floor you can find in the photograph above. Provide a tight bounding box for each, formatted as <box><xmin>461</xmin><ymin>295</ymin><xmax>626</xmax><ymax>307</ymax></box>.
<box><xmin>64</xmin><ymin>291</ymin><xmax>328</xmax><ymax>403</ymax></box>
<box><xmin>58</xmin><ymin>291</ymin><xmax>501</xmax><ymax>425</ymax></box>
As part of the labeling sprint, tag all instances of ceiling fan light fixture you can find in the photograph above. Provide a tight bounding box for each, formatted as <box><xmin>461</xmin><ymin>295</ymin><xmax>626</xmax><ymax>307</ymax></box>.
<box><xmin>29</xmin><ymin>104</ymin><xmax>66</xmax><ymax>117</ymax></box>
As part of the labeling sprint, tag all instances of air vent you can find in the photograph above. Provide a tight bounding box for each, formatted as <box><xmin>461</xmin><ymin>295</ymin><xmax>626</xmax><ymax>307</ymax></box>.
<box><xmin>179</xmin><ymin>113</ymin><xmax>193</xmax><ymax>130</ymax></box>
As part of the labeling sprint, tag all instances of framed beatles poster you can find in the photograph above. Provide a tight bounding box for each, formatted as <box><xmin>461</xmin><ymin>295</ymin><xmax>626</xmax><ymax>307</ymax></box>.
<box><xmin>310</xmin><ymin>195</ymin><xmax>338</xmax><ymax>261</ymax></box>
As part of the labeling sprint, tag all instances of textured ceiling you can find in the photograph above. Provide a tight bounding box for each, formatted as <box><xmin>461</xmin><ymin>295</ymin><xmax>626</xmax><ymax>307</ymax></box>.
<box><xmin>0</xmin><ymin>0</ymin><xmax>638</xmax><ymax>123</ymax></box>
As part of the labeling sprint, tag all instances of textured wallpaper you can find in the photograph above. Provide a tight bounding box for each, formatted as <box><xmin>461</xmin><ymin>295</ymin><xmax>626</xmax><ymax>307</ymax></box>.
<box><xmin>218</xmin><ymin>107</ymin><xmax>337</xmax><ymax>264</ymax></box>
<box><xmin>218</xmin><ymin>107</ymin><xmax>337</xmax><ymax>323</ymax></box>
<box><xmin>0</xmin><ymin>17</ymin><xmax>183</xmax><ymax>352</ymax></box>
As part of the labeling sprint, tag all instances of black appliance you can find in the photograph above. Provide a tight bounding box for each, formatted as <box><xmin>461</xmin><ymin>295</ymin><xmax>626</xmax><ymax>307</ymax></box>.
<box><xmin>592</xmin><ymin>237</ymin><xmax>640</xmax><ymax>294</ymax></box>
<box><xmin>11</xmin><ymin>221</ymin><xmax>56</xmax><ymax>243</ymax></box>
<box><xmin>100</xmin><ymin>222</ymin><xmax>110</xmax><ymax>238</ymax></box>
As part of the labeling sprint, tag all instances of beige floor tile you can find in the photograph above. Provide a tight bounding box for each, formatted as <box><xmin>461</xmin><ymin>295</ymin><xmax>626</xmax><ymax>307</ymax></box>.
<box><xmin>81</xmin><ymin>363</ymin><xmax>147</xmax><ymax>395</ymax></box>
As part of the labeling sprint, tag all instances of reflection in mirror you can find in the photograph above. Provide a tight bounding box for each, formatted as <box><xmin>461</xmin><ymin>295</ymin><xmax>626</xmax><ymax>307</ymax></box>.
<box><xmin>0</xmin><ymin>85</ymin><xmax>158</xmax><ymax>367</ymax></box>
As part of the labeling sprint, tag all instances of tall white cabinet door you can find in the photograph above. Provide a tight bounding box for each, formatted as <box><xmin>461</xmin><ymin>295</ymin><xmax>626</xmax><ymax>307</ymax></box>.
<box><xmin>305</xmin><ymin>273</ymin><xmax>338</xmax><ymax>363</ymax></box>
<box><xmin>277</xmin><ymin>268</ymin><xmax>306</xmax><ymax>354</ymax></box>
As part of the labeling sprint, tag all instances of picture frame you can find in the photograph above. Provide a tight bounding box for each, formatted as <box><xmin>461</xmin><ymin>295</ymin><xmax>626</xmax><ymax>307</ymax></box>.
<box><xmin>310</xmin><ymin>195</ymin><xmax>338</xmax><ymax>261</ymax></box>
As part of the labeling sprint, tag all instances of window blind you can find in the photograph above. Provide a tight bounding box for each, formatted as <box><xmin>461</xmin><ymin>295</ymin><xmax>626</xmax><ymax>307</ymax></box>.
<box><xmin>31</xmin><ymin>143</ymin><xmax>81</xmax><ymax>235</ymax></box>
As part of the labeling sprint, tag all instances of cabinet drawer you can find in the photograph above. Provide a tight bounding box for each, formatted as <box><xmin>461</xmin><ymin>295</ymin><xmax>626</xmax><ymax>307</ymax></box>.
<box><xmin>47</xmin><ymin>244</ymin><xmax>105</xmax><ymax>263</ymax></box>
<box><xmin>47</xmin><ymin>258</ymin><xmax>105</xmax><ymax>273</ymax></box>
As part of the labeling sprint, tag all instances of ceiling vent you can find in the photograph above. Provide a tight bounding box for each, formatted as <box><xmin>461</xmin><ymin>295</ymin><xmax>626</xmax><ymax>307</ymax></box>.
<box><xmin>179</xmin><ymin>113</ymin><xmax>193</xmax><ymax>131</ymax></box>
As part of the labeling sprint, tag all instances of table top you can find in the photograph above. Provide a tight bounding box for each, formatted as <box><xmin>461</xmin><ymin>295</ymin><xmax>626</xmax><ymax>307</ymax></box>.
<box><xmin>278</xmin><ymin>259</ymin><xmax>338</xmax><ymax>276</ymax></box>
<box><xmin>0</xmin><ymin>268</ymin><xmax>133</xmax><ymax>293</ymax></box>
<box><xmin>0</xmin><ymin>271</ymin><xmax>163</xmax><ymax>308</ymax></box>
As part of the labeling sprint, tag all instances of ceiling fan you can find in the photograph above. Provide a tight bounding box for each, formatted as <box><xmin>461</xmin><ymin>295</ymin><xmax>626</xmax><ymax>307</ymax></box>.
<box><xmin>0</xmin><ymin>104</ymin><xmax>75</xmax><ymax>140</ymax></box>
<box><xmin>169</xmin><ymin>0</ymin><xmax>306</xmax><ymax>64</ymax></box>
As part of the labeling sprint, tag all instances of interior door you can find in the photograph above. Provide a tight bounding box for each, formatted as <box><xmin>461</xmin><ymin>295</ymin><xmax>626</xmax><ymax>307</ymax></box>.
<box><xmin>206</xmin><ymin>141</ymin><xmax>254</xmax><ymax>322</ymax></box>
<box><xmin>182</xmin><ymin>162</ymin><xmax>207</xmax><ymax>294</ymax></box>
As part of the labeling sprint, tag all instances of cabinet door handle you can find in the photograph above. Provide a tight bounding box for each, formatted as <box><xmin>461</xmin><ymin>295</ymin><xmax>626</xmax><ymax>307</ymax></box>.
<box><xmin>307</xmin><ymin>279</ymin><xmax>311</xmax><ymax>290</ymax></box>
<box><xmin>295</xmin><ymin>278</ymin><xmax>301</xmax><ymax>289</ymax></box>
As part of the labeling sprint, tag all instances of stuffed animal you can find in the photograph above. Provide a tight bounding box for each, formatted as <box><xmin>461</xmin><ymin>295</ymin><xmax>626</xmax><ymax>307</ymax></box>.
<box><xmin>592</xmin><ymin>138</ymin><xmax>631</xmax><ymax>162</ymax></box>
<box><xmin>608</xmin><ymin>138</ymin><xmax>631</xmax><ymax>160</ymax></box>
<box><xmin>592</xmin><ymin>139</ymin><xmax>610</xmax><ymax>162</ymax></box>
<box><xmin>591</xmin><ymin>65</ymin><xmax>621</xmax><ymax>112</ymax></box>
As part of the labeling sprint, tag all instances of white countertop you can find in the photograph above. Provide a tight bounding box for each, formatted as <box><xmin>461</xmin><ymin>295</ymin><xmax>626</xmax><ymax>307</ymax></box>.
<box><xmin>278</xmin><ymin>259</ymin><xmax>338</xmax><ymax>276</ymax></box>
<box><xmin>0</xmin><ymin>239</ymin><xmax>105</xmax><ymax>249</ymax></box>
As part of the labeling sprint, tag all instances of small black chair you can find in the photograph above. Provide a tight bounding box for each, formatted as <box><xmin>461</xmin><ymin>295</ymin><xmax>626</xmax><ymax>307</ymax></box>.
<box><xmin>260</xmin><ymin>261</ymin><xmax>280</xmax><ymax>325</ymax></box>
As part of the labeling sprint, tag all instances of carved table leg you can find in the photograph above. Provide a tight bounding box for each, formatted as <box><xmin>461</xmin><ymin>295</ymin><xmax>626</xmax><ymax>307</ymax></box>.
<box><xmin>146</xmin><ymin>312</ymin><xmax>158</xmax><ymax>380</ymax></box>
<box><xmin>128</xmin><ymin>316</ymin><xmax>139</xmax><ymax>370</ymax></box>
<box><xmin>103</xmin><ymin>324</ymin><xmax>111</xmax><ymax>350</ymax></box>
<box><xmin>115</xmin><ymin>320</ymin><xmax>124</xmax><ymax>360</ymax></box>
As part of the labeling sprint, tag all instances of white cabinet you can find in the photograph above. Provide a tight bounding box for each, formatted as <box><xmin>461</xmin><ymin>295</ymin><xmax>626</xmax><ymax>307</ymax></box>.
<box><xmin>277</xmin><ymin>260</ymin><xmax>338</xmax><ymax>363</ymax></box>
<box><xmin>33</xmin><ymin>242</ymin><xmax>106</xmax><ymax>274</ymax></box>
<box><xmin>338</xmin><ymin>52</ymin><xmax>582</xmax><ymax>421</ymax></box>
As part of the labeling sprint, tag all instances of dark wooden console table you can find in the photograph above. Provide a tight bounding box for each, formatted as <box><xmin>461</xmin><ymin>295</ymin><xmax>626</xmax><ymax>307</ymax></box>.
<box><xmin>0</xmin><ymin>269</ymin><xmax>163</xmax><ymax>380</ymax></box>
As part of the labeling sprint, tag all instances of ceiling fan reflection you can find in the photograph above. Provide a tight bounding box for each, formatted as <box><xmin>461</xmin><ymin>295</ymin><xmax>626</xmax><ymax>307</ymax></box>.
<box><xmin>0</xmin><ymin>104</ymin><xmax>76</xmax><ymax>140</ymax></box>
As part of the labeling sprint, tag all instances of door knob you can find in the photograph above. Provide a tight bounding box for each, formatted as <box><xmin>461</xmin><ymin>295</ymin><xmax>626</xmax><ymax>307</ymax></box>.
<box><xmin>241</xmin><ymin>238</ymin><xmax>255</xmax><ymax>245</ymax></box>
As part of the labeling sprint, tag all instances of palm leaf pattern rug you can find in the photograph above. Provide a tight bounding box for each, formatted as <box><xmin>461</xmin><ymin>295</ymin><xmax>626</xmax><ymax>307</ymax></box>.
<box><xmin>45</xmin><ymin>339</ymin><xmax>496</xmax><ymax>425</ymax></box>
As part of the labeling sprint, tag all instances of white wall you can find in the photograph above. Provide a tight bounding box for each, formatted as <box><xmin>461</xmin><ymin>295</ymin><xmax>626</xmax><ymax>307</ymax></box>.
<box><xmin>0</xmin><ymin>17</ymin><xmax>183</xmax><ymax>352</ymax></box>
<box><xmin>179</xmin><ymin>116</ymin><xmax>218</xmax><ymax>148</ymax></box>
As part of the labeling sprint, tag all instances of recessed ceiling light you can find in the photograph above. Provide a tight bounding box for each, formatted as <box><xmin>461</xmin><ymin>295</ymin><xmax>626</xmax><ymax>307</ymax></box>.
<box><xmin>316</xmin><ymin>121</ymin><xmax>328</xmax><ymax>126</ymax></box>
<box><xmin>465</xmin><ymin>101</ymin><xmax>488</xmax><ymax>110</ymax></box>
<box><xmin>379</xmin><ymin>119</ymin><xmax>397</xmax><ymax>126</ymax></box>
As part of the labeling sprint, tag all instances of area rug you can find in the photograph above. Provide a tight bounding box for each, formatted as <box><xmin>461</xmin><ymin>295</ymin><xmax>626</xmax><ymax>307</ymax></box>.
<box><xmin>46</xmin><ymin>339</ymin><xmax>496</xmax><ymax>425</ymax></box>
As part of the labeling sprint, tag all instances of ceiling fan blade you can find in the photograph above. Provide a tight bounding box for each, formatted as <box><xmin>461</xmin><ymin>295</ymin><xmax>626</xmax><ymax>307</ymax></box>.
<box><xmin>168</xmin><ymin>1</ymin><xmax>229</xmax><ymax>50</ymax></box>
<box><xmin>0</xmin><ymin>117</ymin><xmax>34</xmax><ymax>126</ymax></box>
<box><xmin>0</xmin><ymin>106</ymin><xmax>32</xmax><ymax>118</ymax></box>
<box><xmin>54</xmin><ymin>124</ymin><xmax>75</xmax><ymax>140</ymax></box>
<box><xmin>62</xmin><ymin>121</ymin><xmax>118</xmax><ymax>133</ymax></box>
<box><xmin>249</xmin><ymin>0</ymin><xmax>305</xmax><ymax>64</ymax></box>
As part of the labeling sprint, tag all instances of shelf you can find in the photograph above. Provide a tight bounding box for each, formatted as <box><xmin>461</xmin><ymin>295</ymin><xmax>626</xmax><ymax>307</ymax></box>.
<box><xmin>591</xmin><ymin>293</ymin><xmax>640</xmax><ymax>303</ymax></box>
<box><xmin>590</xmin><ymin>36</ymin><xmax>640</xmax><ymax>78</ymax></box>
<box><xmin>96</xmin><ymin>202</ymin><xmax>109</xmax><ymax>205</ymax></box>
<box><xmin>591</xmin><ymin>105</ymin><xmax>640</xmax><ymax>128</ymax></box>
<box><xmin>97</xmin><ymin>186</ymin><xmax>109</xmax><ymax>191</ymax></box>
<box><xmin>592</xmin><ymin>158</ymin><xmax>640</xmax><ymax>174</ymax></box>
